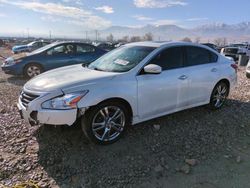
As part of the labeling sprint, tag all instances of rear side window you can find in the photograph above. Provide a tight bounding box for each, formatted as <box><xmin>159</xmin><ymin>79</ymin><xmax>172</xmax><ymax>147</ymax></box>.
<box><xmin>77</xmin><ymin>45</ymin><xmax>95</xmax><ymax>54</ymax></box>
<box><xmin>210</xmin><ymin>52</ymin><xmax>218</xmax><ymax>62</ymax></box>
<box><xmin>150</xmin><ymin>47</ymin><xmax>184</xmax><ymax>70</ymax></box>
<box><xmin>186</xmin><ymin>46</ymin><xmax>218</xmax><ymax>66</ymax></box>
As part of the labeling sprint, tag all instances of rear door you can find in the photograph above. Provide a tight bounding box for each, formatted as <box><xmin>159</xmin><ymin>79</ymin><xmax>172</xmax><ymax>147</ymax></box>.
<box><xmin>184</xmin><ymin>46</ymin><xmax>220</xmax><ymax>105</ymax></box>
<box><xmin>75</xmin><ymin>44</ymin><xmax>102</xmax><ymax>65</ymax></box>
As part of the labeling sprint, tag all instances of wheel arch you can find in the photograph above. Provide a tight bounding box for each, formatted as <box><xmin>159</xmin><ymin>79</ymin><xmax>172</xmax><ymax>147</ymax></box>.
<box><xmin>211</xmin><ymin>78</ymin><xmax>230</xmax><ymax>98</ymax></box>
<box><xmin>23</xmin><ymin>62</ymin><xmax>44</xmax><ymax>74</ymax></box>
<box><xmin>216</xmin><ymin>78</ymin><xmax>230</xmax><ymax>91</ymax></box>
<box><xmin>95</xmin><ymin>97</ymin><xmax>133</xmax><ymax>119</ymax></box>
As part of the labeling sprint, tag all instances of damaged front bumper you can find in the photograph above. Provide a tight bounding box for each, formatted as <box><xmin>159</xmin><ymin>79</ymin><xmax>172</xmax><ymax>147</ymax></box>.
<box><xmin>17</xmin><ymin>88</ymin><xmax>82</xmax><ymax>126</ymax></box>
<box><xmin>17</xmin><ymin>102</ymin><xmax>77</xmax><ymax>126</ymax></box>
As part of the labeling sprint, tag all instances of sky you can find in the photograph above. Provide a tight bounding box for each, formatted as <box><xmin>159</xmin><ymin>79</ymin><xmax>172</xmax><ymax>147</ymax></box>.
<box><xmin>0</xmin><ymin>0</ymin><xmax>249</xmax><ymax>38</ymax></box>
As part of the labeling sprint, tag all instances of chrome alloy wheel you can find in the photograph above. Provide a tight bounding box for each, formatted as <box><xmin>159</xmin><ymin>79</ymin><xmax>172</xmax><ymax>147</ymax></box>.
<box><xmin>92</xmin><ymin>106</ymin><xmax>125</xmax><ymax>142</ymax></box>
<box><xmin>27</xmin><ymin>65</ymin><xmax>41</xmax><ymax>78</ymax></box>
<box><xmin>212</xmin><ymin>84</ymin><xmax>228</xmax><ymax>108</ymax></box>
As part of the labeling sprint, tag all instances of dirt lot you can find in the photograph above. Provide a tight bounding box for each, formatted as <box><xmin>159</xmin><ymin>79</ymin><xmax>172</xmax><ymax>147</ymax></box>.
<box><xmin>0</xmin><ymin>47</ymin><xmax>250</xmax><ymax>188</ymax></box>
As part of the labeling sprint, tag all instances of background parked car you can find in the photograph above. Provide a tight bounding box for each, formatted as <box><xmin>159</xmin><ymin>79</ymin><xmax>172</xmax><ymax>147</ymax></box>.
<box><xmin>221</xmin><ymin>46</ymin><xmax>240</xmax><ymax>61</ymax></box>
<box><xmin>12</xmin><ymin>41</ymin><xmax>50</xmax><ymax>54</ymax></box>
<box><xmin>2</xmin><ymin>42</ymin><xmax>106</xmax><ymax>78</ymax></box>
<box><xmin>0</xmin><ymin>39</ymin><xmax>4</xmax><ymax>47</ymax></box>
<box><xmin>202</xmin><ymin>43</ymin><xmax>219</xmax><ymax>52</ymax></box>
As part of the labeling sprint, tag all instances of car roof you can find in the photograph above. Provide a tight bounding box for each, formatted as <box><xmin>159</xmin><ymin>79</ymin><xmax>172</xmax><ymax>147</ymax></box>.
<box><xmin>224</xmin><ymin>46</ymin><xmax>239</xmax><ymax>49</ymax></box>
<box><xmin>125</xmin><ymin>41</ymin><xmax>209</xmax><ymax>48</ymax></box>
<box><xmin>54</xmin><ymin>41</ymin><xmax>91</xmax><ymax>44</ymax></box>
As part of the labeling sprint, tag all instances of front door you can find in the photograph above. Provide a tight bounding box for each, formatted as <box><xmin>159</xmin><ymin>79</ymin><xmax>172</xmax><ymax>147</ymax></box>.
<box><xmin>44</xmin><ymin>44</ymin><xmax>78</xmax><ymax>70</ymax></box>
<box><xmin>136</xmin><ymin>46</ymin><xmax>189</xmax><ymax>120</ymax></box>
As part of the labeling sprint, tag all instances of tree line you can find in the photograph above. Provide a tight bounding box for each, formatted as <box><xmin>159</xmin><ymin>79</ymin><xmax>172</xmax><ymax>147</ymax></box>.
<box><xmin>106</xmin><ymin>33</ymin><xmax>228</xmax><ymax>47</ymax></box>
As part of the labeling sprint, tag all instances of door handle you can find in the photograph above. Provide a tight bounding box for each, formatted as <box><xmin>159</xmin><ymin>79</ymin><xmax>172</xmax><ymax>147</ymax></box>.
<box><xmin>211</xmin><ymin>68</ymin><xmax>217</xmax><ymax>72</ymax></box>
<box><xmin>178</xmin><ymin>75</ymin><xmax>188</xmax><ymax>80</ymax></box>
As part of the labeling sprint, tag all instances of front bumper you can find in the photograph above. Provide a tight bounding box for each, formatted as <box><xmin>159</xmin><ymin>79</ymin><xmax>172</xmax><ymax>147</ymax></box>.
<box><xmin>1</xmin><ymin>64</ymin><xmax>22</xmax><ymax>75</ymax></box>
<box><xmin>17</xmin><ymin>89</ymin><xmax>78</xmax><ymax>126</ymax></box>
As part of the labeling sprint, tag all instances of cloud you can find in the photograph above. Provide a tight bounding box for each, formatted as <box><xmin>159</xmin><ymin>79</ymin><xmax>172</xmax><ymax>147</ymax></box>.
<box><xmin>0</xmin><ymin>1</ymin><xmax>111</xmax><ymax>30</ymax></box>
<box><xmin>62</xmin><ymin>0</ymin><xmax>84</xmax><ymax>6</ymax></box>
<box><xmin>133</xmin><ymin>15</ymin><xmax>153</xmax><ymax>21</ymax></box>
<box><xmin>0</xmin><ymin>13</ymin><xmax>6</xmax><ymax>17</ymax></box>
<box><xmin>134</xmin><ymin>0</ymin><xmax>187</xmax><ymax>8</ymax></box>
<box><xmin>95</xmin><ymin>6</ymin><xmax>114</xmax><ymax>14</ymax></box>
<box><xmin>152</xmin><ymin>19</ymin><xmax>179</xmax><ymax>26</ymax></box>
<box><xmin>187</xmin><ymin>17</ymin><xmax>209</xmax><ymax>21</ymax></box>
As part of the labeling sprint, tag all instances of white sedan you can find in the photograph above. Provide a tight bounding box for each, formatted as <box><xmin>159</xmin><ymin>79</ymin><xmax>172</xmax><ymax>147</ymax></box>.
<box><xmin>18</xmin><ymin>42</ymin><xmax>237</xmax><ymax>144</ymax></box>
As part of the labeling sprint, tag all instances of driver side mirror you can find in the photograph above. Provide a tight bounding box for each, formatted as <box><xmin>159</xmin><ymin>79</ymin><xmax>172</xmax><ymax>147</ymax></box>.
<box><xmin>143</xmin><ymin>64</ymin><xmax>162</xmax><ymax>74</ymax></box>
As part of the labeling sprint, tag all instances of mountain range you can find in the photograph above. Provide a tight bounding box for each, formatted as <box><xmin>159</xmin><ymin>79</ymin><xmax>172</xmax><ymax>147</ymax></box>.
<box><xmin>101</xmin><ymin>22</ymin><xmax>250</xmax><ymax>42</ymax></box>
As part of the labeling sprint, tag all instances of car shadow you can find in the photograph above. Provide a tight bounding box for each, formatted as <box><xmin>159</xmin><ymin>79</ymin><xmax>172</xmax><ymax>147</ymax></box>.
<box><xmin>34</xmin><ymin>99</ymin><xmax>250</xmax><ymax>187</ymax></box>
<box><xmin>6</xmin><ymin>76</ymin><xmax>28</xmax><ymax>86</ymax></box>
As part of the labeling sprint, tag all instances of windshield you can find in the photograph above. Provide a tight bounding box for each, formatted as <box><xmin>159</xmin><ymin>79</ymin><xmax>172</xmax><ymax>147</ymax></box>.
<box><xmin>88</xmin><ymin>46</ymin><xmax>155</xmax><ymax>72</ymax></box>
<box><xmin>30</xmin><ymin>43</ymin><xmax>57</xmax><ymax>54</ymax></box>
<box><xmin>27</xmin><ymin>41</ymin><xmax>36</xmax><ymax>46</ymax></box>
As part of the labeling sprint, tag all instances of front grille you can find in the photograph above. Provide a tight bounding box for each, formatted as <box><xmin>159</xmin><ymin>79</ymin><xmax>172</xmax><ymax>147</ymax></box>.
<box><xmin>20</xmin><ymin>91</ymin><xmax>39</xmax><ymax>108</ymax></box>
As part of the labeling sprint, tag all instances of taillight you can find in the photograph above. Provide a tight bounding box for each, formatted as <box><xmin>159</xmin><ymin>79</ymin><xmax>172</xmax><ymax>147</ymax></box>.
<box><xmin>231</xmin><ymin>64</ymin><xmax>238</xmax><ymax>72</ymax></box>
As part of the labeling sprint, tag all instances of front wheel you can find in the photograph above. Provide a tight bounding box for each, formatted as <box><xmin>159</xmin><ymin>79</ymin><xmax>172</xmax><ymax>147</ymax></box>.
<box><xmin>24</xmin><ymin>63</ymin><xmax>42</xmax><ymax>78</ymax></box>
<box><xmin>209</xmin><ymin>82</ymin><xmax>229</xmax><ymax>110</ymax></box>
<box><xmin>81</xmin><ymin>101</ymin><xmax>130</xmax><ymax>144</ymax></box>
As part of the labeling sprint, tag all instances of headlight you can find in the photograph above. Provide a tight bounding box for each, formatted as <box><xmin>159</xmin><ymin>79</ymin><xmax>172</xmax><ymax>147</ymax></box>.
<box><xmin>41</xmin><ymin>91</ymin><xmax>88</xmax><ymax>110</ymax></box>
<box><xmin>4</xmin><ymin>58</ymin><xmax>22</xmax><ymax>66</ymax></box>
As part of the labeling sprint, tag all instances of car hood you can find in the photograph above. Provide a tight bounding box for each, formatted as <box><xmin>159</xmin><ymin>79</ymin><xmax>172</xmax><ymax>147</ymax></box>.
<box><xmin>5</xmin><ymin>53</ymin><xmax>28</xmax><ymax>63</ymax></box>
<box><xmin>24</xmin><ymin>65</ymin><xmax>119</xmax><ymax>92</ymax></box>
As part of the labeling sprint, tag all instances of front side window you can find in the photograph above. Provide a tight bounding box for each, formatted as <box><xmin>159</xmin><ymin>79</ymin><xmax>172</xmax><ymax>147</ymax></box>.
<box><xmin>32</xmin><ymin>42</ymin><xmax>40</xmax><ymax>47</ymax></box>
<box><xmin>47</xmin><ymin>45</ymin><xmax>66</xmax><ymax>55</ymax></box>
<box><xmin>150</xmin><ymin>47</ymin><xmax>184</xmax><ymax>70</ymax></box>
<box><xmin>186</xmin><ymin>46</ymin><xmax>217</xmax><ymax>66</ymax></box>
<box><xmin>47</xmin><ymin>44</ymin><xmax>75</xmax><ymax>55</ymax></box>
<box><xmin>88</xmin><ymin>46</ymin><xmax>155</xmax><ymax>72</ymax></box>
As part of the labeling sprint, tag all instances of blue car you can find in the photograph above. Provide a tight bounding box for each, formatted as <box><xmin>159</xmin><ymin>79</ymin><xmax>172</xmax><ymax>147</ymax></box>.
<box><xmin>12</xmin><ymin>41</ymin><xmax>50</xmax><ymax>54</ymax></box>
<box><xmin>2</xmin><ymin>42</ymin><xmax>106</xmax><ymax>78</ymax></box>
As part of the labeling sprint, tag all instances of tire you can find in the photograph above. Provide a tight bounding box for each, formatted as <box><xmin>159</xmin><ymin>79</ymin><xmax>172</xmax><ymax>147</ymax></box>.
<box><xmin>246</xmin><ymin>72</ymin><xmax>250</xmax><ymax>79</ymax></box>
<box><xmin>24</xmin><ymin>63</ymin><xmax>43</xmax><ymax>78</ymax></box>
<box><xmin>209</xmin><ymin>82</ymin><xmax>229</xmax><ymax>110</ymax></box>
<box><xmin>81</xmin><ymin>101</ymin><xmax>131</xmax><ymax>145</ymax></box>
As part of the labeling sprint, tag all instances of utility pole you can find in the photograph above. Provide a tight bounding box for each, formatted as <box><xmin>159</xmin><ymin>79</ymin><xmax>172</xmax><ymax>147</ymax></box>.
<box><xmin>27</xmin><ymin>28</ymin><xmax>30</xmax><ymax>40</ymax></box>
<box><xmin>95</xmin><ymin>30</ymin><xmax>98</xmax><ymax>41</ymax></box>
<box><xmin>85</xmin><ymin>31</ymin><xmax>88</xmax><ymax>41</ymax></box>
<box><xmin>98</xmin><ymin>31</ymin><xmax>101</xmax><ymax>41</ymax></box>
<box><xmin>49</xmin><ymin>30</ymin><xmax>52</xmax><ymax>40</ymax></box>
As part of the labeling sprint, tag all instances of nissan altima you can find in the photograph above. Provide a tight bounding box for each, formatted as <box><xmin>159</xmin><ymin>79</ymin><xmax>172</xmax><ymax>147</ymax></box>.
<box><xmin>17</xmin><ymin>41</ymin><xmax>237</xmax><ymax>144</ymax></box>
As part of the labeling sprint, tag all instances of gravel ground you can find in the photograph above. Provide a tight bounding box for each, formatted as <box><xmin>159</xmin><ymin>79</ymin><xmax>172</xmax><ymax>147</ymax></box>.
<box><xmin>0</xmin><ymin>47</ymin><xmax>250</xmax><ymax>188</ymax></box>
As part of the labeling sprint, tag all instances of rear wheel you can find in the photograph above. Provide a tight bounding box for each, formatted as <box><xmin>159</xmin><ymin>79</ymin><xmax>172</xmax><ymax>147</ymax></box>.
<box><xmin>24</xmin><ymin>63</ymin><xmax>42</xmax><ymax>78</ymax></box>
<box><xmin>81</xmin><ymin>101</ymin><xmax>130</xmax><ymax>144</ymax></box>
<box><xmin>209</xmin><ymin>82</ymin><xmax>229</xmax><ymax>110</ymax></box>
